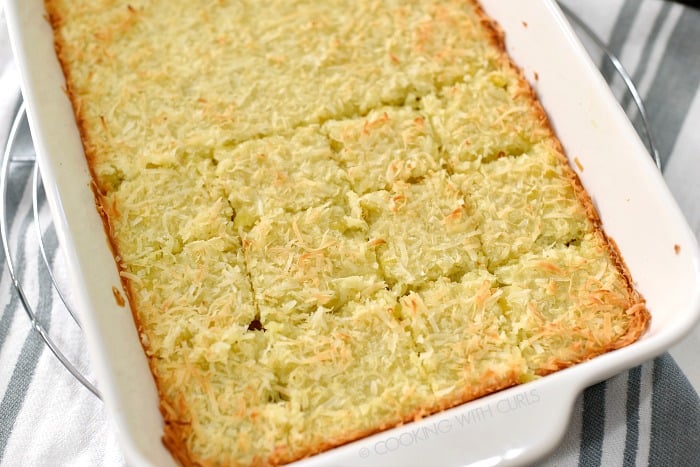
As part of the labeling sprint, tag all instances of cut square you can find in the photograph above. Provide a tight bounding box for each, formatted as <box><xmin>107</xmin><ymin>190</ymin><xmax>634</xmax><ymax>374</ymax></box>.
<box><xmin>214</xmin><ymin>126</ymin><xmax>350</xmax><ymax>229</ymax></box>
<box><xmin>243</xmin><ymin>204</ymin><xmax>385</xmax><ymax>324</ymax></box>
<box><xmin>494</xmin><ymin>233</ymin><xmax>644</xmax><ymax>373</ymax></box>
<box><xmin>455</xmin><ymin>143</ymin><xmax>591</xmax><ymax>268</ymax></box>
<box><xmin>422</xmin><ymin>68</ymin><xmax>552</xmax><ymax>171</ymax></box>
<box><xmin>360</xmin><ymin>170</ymin><xmax>484</xmax><ymax>290</ymax></box>
<box><xmin>323</xmin><ymin>106</ymin><xmax>441</xmax><ymax>194</ymax></box>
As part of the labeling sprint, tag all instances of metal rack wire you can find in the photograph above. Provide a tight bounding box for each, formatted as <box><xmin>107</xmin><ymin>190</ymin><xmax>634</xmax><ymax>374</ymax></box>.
<box><xmin>0</xmin><ymin>7</ymin><xmax>660</xmax><ymax>399</ymax></box>
<box><xmin>0</xmin><ymin>101</ymin><xmax>100</xmax><ymax>399</ymax></box>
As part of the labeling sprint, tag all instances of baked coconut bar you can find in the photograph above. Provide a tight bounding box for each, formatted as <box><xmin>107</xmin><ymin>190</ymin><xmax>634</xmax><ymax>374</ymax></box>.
<box><xmin>45</xmin><ymin>0</ymin><xmax>650</xmax><ymax>465</ymax></box>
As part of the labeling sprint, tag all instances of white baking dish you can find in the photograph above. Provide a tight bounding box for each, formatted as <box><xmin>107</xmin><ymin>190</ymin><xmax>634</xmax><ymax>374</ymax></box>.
<box><xmin>5</xmin><ymin>0</ymin><xmax>700</xmax><ymax>465</ymax></box>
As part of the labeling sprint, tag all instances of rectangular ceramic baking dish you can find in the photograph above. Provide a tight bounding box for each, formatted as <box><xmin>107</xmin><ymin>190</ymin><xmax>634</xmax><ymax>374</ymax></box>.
<box><xmin>5</xmin><ymin>0</ymin><xmax>700</xmax><ymax>465</ymax></box>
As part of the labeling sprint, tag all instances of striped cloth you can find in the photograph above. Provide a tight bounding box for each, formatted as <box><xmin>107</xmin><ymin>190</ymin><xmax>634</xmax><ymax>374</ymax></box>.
<box><xmin>0</xmin><ymin>1</ymin><xmax>698</xmax><ymax>466</ymax></box>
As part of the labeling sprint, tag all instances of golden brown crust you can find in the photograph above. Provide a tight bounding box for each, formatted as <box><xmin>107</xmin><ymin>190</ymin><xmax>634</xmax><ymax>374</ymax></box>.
<box><xmin>49</xmin><ymin>3</ymin><xmax>189</xmax><ymax>454</ymax></box>
<box><xmin>162</xmin><ymin>396</ymin><xmax>198</xmax><ymax>467</ymax></box>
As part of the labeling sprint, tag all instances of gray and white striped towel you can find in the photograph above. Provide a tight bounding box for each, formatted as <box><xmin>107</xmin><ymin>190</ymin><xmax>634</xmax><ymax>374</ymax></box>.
<box><xmin>0</xmin><ymin>1</ymin><xmax>698</xmax><ymax>466</ymax></box>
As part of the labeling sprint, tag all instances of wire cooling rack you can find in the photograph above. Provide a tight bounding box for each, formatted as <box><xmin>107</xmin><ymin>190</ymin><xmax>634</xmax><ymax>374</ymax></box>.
<box><xmin>0</xmin><ymin>100</ymin><xmax>101</xmax><ymax>399</ymax></box>
<box><xmin>0</xmin><ymin>7</ymin><xmax>661</xmax><ymax>399</ymax></box>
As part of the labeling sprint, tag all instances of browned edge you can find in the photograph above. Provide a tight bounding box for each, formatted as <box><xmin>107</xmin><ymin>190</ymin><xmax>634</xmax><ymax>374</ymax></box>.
<box><xmin>43</xmin><ymin>2</ymin><xmax>179</xmax><ymax>464</ymax></box>
<box><xmin>471</xmin><ymin>0</ymin><xmax>650</xmax><ymax>334</ymax></box>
